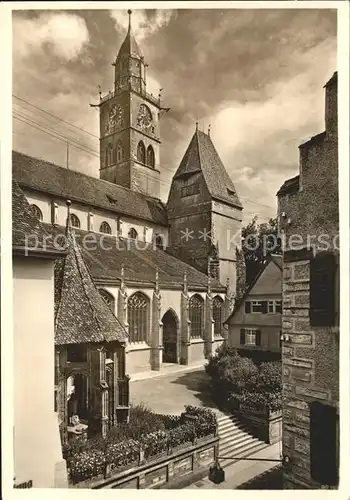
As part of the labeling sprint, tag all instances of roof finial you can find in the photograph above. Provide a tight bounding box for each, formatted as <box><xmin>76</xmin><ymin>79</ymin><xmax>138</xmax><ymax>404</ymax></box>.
<box><xmin>196</xmin><ymin>121</ymin><xmax>198</xmax><ymax>131</ymax></box>
<box><xmin>128</xmin><ymin>9</ymin><xmax>132</xmax><ymax>31</ymax></box>
<box><xmin>120</xmin><ymin>264</ymin><xmax>126</xmax><ymax>294</ymax></box>
<box><xmin>183</xmin><ymin>271</ymin><xmax>188</xmax><ymax>294</ymax></box>
<box><xmin>208</xmin><ymin>124</ymin><xmax>211</xmax><ymax>137</ymax></box>
<box><xmin>207</xmin><ymin>258</ymin><xmax>212</xmax><ymax>295</ymax></box>
<box><xmin>155</xmin><ymin>268</ymin><xmax>160</xmax><ymax>295</ymax></box>
<box><xmin>65</xmin><ymin>199</ymin><xmax>72</xmax><ymax>233</ymax></box>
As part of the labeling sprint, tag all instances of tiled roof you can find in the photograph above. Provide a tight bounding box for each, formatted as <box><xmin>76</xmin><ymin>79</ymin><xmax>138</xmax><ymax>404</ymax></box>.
<box><xmin>54</xmin><ymin>218</ymin><xmax>127</xmax><ymax>345</ymax></box>
<box><xmin>12</xmin><ymin>151</ymin><xmax>168</xmax><ymax>226</ymax></box>
<box><xmin>276</xmin><ymin>175</ymin><xmax>300</xmax><ymax>197</ymax></box>
<box><xmin>324</xmin><ymin>71</ymin><xmax>337</xmax><ymax>88</ymax></box>
<box><xmin>173</xmin><ymin>130</ymin><xmax>242</xmax><ymax>209</ymax></box>
<box><xmin>12</xmin><ymin>180</ymin><xmax>65</xmax><ymax>256</ymax></box>
<box><xmin>117</xmin><ymin>18</ymin><xmax>143</xmax><ymax>60</ymax></box>
<box><xmin>44</xmin><ymin>223</ymin><xmax>225</xmax><ymax>291</ymax></box>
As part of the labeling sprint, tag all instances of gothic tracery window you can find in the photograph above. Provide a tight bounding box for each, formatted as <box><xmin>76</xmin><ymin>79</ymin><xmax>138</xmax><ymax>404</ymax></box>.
<box><xmin>189</xmin><ymin>294</ymin><xmax>204</xmax><ymax>339</ymax></box>
<box><xmin>213</xmin><ymin>295</ymin><xmax>224</xmax><ymax>336</ymax></box>
<box><xmin>100</xmin><ymin>221</ymin><xmax>112</xmax><ymax>235</ymax></box>
<box><xmin>146</xmin><ymin>145</ymin><xmax>155</xmax><ymax>168</ymax></box>
<box><xmin>30</xmin><ymin>204</ymin><xmax>43</xmax><ymax>221</ymax></box>
<box><xmin>137</xmin><ymin>141</ymin><xmax>146</xmax><ymax>164</ymax></box>
<box><xmin>128</xmin><ymin>292</ymin><xmax>150</xmax><ymax>343</ymax></box>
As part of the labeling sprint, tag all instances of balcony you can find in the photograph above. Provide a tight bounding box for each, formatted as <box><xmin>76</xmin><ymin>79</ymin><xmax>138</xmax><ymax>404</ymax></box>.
<box><xmin>100</xmin><ymin>87</ymin><xmax>161</xmax><ymax>108</ymax></box>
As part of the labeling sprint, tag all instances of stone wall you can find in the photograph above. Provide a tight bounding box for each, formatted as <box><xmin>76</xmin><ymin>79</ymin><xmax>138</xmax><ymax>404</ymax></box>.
<box><xmin>277</xmin><ymin>72</ymin><xmax>339</xmax><ymax>490</ymax></box>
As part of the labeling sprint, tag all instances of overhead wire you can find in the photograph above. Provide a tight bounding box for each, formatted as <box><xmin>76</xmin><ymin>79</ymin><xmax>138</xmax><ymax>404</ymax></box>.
<box><xmin>13</xmin><ymin>96</ymin><xmax>277</xmax><ymax>216</ymax></box>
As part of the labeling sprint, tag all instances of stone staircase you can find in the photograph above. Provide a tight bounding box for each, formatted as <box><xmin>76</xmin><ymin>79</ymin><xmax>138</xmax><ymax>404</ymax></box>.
<box><xmin>217</xmin><ymin>413</ymin><xmax>268</xmax><ymax>468</ymax></box>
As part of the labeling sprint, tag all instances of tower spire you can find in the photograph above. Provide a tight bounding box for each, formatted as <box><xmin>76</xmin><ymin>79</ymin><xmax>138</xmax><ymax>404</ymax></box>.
<box><xmin>128</xmin><ymin>9</ymin><xmax>132</xmax><ymax>32</ymax></box>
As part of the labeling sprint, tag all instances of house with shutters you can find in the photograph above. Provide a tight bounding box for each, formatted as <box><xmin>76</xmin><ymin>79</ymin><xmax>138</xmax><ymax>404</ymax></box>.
<box><xmin>277</xmin><ymin>71</ymin><xmax>339</xmax><ymax>489</ymax></box>
<box><xmin>224</xmin><ymin>254</ymin><xmax>282</xmax><ymax>362</ymax></box>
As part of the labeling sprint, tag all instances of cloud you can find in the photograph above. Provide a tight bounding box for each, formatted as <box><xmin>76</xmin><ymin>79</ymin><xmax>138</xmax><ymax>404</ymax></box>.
<box><xmin>13</xmin><ymin>12</ymin><xmax>90</xmax><ymax>60</ymax></box>
<box><xmin>109</xmin><ymin>9</ymin><xmax>175</xmax><ymax>41</ymax></box>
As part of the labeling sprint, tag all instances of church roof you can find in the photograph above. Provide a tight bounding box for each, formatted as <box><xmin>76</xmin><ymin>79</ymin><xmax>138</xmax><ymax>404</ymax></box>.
<box><xmin>173</xmin><ymin>129</ymin><xmax>242</xmax><ymax>209</ymax></box>
<box><xmin>12</xmin><ymin>180</ymin><xmax>65</xmax><ymax>257</ymax></box>
<box><xmin>44</xmin><ymin>224</ymin><xmax>226</xmax><ymax>291</ymax></box>
<box><xmin>116</xmin><ymin>11</ymin><xmax>143</xmax><ymax>60</ymax></box>
<box><xmin>54</xmin><ymin>212</ymin><xmax>127</xmax><ymax>345</ymax></box>
<box><xmin>12</xmin><ymin>151</ymin><xmax>168</xmax><ymax>226</ymax></box>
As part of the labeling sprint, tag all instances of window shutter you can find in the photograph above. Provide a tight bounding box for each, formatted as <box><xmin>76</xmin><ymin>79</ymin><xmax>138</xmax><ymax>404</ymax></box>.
<box><xmin>255</xmin><ymin>330</ymin><xmax>262</xmax><ymax>346</ymax></box>
<box><xmin>261</xmin><ymin>301</ymin><xmax>268</xmax><ymax>314</ymax></box>
<box><xmin>240</xmin><ymin>329</ymin><xmax>245</xmax><ymax>345</ymax></box>
<box><xmin>310</xmin><ymin>401</ymin><xmax>338</xmax><ymax>486</ymax></box>
<box><xmin>310</xmin><ymin>252</ymin><xmax>336</xmax><ymax>326</ymax></box>
<box><xmin>245</xmin><ymin>302</ymin><xmax>251</xmax><ymax>313</ymax></box>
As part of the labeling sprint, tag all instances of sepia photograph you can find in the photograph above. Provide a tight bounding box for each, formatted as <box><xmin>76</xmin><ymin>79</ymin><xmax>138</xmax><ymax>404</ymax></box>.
<box><xmin>1</xmin><ymin>0</ymin><xmax>349</xmax><ymax>494</ymax></box>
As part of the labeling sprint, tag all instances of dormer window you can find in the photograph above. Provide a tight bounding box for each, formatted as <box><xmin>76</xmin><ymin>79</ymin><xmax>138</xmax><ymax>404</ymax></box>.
<box><xmin>128</xmin><ymin>228</ymin><xmax>138</xmax><ymax>240</ymax></box>
<box><xmin>227</xmin><ymin>188</ymin><xmax>236</xmax><ymax>197</ymax></box>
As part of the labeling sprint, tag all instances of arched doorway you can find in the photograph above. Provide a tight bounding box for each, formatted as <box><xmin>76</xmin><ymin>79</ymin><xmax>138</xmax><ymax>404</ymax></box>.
<box><xmin>162</xmin><ymin>310</ymin><xmax>178</xmax><ymax>363</ymax></box>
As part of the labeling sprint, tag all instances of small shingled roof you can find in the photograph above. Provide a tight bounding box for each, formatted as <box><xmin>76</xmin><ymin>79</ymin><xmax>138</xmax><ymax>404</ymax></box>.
<box><xmin>173</xmin><ymin>129</ymin><xmax>242</xmax><ymax>209</ymax></box>
<box><xmin>54</xmin><ymin>212</ymin><xmax>127</xmax><ymax>345</ymax></box>
<box><xmin>12</xmin><ymin>151</ymin><xmax>168</xmax><ymax>226</ymax></box>
<box><xmin>12</xmin><ymin>180</ymin><xmax>65</xmax><ymax>256</ymax></box>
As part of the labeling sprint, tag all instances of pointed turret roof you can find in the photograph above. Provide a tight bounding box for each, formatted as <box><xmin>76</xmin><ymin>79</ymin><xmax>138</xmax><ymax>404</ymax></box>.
<box><xmin>54</xmin><ymin>203</ymin><xmax>127</xmax><ymax>345</ymax></box>
<box><xmin>116</xmin><ymin>9</ymin><xmax>143</xmax><ymax>60</ymax></box>
<box><xmin>173</xmin><ymin>129</ymin><xmax>242</xmax><ymax>209</ymax></box>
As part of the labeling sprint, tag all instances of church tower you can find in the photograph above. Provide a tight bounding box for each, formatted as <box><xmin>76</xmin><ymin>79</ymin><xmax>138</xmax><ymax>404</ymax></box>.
<box><xmin>98</xmin><ymin>10</ymin><xmax>163</xmax><ymax>198</ymax></box>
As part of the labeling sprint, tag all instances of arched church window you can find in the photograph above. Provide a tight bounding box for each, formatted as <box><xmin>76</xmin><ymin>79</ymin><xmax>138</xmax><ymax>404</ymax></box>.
<box><xmin>70</xmin><ymin>213</ymin><xmax>80</xmax><ymax>229</ymax></box>
<box><xmin>100</xmin><ymin>221</ymin><xmax>112</xmax><ymax>235</ymax></box>
<box><xmin>137</xmin><ymin>141</ymin><xmax>146</xmax><ymax>164</ymax></box>
<box><xmin>99</xmin><ymin>289</ymin><xmax>115</xmax><ymax>311</ymax></box>
<box><xmin>189</xmin><ymin>294</ymin><xmax>204</xmax><ymax>339</ymax></box>
<box><xmin>128</xmin><ymin>227</ymin><xmax>138</xmax><ymax>240</ymax></box>
<box><xmin>29</xmin><ymin>204</ymin><xmax>43</xmax><ymax>221</ymax></box>
<box><xmin>116</xmin><ymin>142</ymin><xmax>123</xmax><ymax>163</ymax></box>
<box><xmin>146</xmin><ymin>145</ymin><xmax>155</xmax><ymax>168</ymax></box>
<box><xmin>128</xmin><ymin>292</ymin><xmax>150</xmax><ymax>343</ymax></box>
<box><xmin>106</xmin><ymin>143</ymin><xmax>113</xmax><ymax>166</ymax></box>
<box><xmin>213</xmin><ymin>296</ymin><xmax>224</xmax><ymax>336</ymax></box>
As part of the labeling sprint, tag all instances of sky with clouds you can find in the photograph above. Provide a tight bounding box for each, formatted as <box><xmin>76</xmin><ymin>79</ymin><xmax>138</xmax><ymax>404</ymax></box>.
<box><xmin>12</xmin><ymin>7</ymin><xmax>337</xmax><ymax>222</ymax></box>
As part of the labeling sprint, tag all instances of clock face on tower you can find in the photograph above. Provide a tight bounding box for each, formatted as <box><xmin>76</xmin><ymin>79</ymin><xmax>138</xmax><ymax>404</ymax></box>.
<box><xmin>137</xmin><ymin>104</ymin><xmax>153</xmax><ymax>130</ymax></box>
<box><xmin>106</xmin><ymin>104</ymin><xmax>124</xmax><ymax>133</ymax></box>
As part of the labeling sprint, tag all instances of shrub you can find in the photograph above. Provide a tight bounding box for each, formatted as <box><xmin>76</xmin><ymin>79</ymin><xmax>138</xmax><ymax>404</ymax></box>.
<box><xmin>257</xmin><ymin>362</ymin><xmax>282</xmax><ymax>393</ymax></box>
<box><xmin>236</xmin><ymin>390</ymin><xmax>282</xmax><ymax>413</ymax></box>
<box><xmin>205</xmin><ymin>345</ymin><xmax>282</xmax><ymax>412</ymax></box>
<box><xmin>107</xmin><ymin>403</ymin><xmax>166</xmax><ymax>442</ymax></box>
<box><xmin>106</xmin><ymin>439</ymin><xmax>140</xmax><ymax>469</ymax></box>
<box><xmin>140</xmin><ymin>430</ymin><xmax>168</xmax><ymax>459</ymax></box>
<box><xmin>68</xmin><ymin>449</ymin><xmax>106</xmax><ymax>484</ymax></box>
<box><xmin>168</xmin><ymin>422</ymin><xmax>196</xmax><ymax>448</ymax></box>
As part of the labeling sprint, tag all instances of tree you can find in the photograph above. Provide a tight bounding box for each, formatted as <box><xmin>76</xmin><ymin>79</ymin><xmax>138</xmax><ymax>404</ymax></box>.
<box><xmin>242</xmin><ymin>216</ymin><xmax>281</xmax><ymax>286</ymax></box>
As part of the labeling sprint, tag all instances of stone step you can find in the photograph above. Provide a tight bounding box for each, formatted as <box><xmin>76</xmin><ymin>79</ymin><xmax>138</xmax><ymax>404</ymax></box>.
<box><xmin>218</xmin><ymin>420</ymin><xmax>250</xmax><ymax>433</ymax></box>
<box><xmin>219</xmin><ymin>426</ymin><xmax>255</xmax><ymax>441</ymax></box>
<box><xmin>218</xmin><ymin>440</ymin><xmax>268</xmax><ymax>468</ymax></box>
<box><xmin>220</xmin><ymin>433</ymin><xmax>259</xmax><ymax>453</ymax></box>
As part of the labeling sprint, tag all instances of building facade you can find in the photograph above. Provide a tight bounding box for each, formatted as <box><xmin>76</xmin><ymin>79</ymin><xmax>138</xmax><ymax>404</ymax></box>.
<box><xmin>12</xmin><ymin>12</ymin><xmax>243</xmax><ymax>376</ymax></box>
<box><xmin>224</xmin><ymin>255</ymin><xmax>282</xmax><ymax>362</ymax></box>
<box><xmin>13</xmin><ymin>181</ymin><xmax>68</xmax><ymax>488</ymax></box>
<box><xmin>277</xmin><ymin>72</ymin><xmax>339</xmax><ymax>489</ymax></box>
